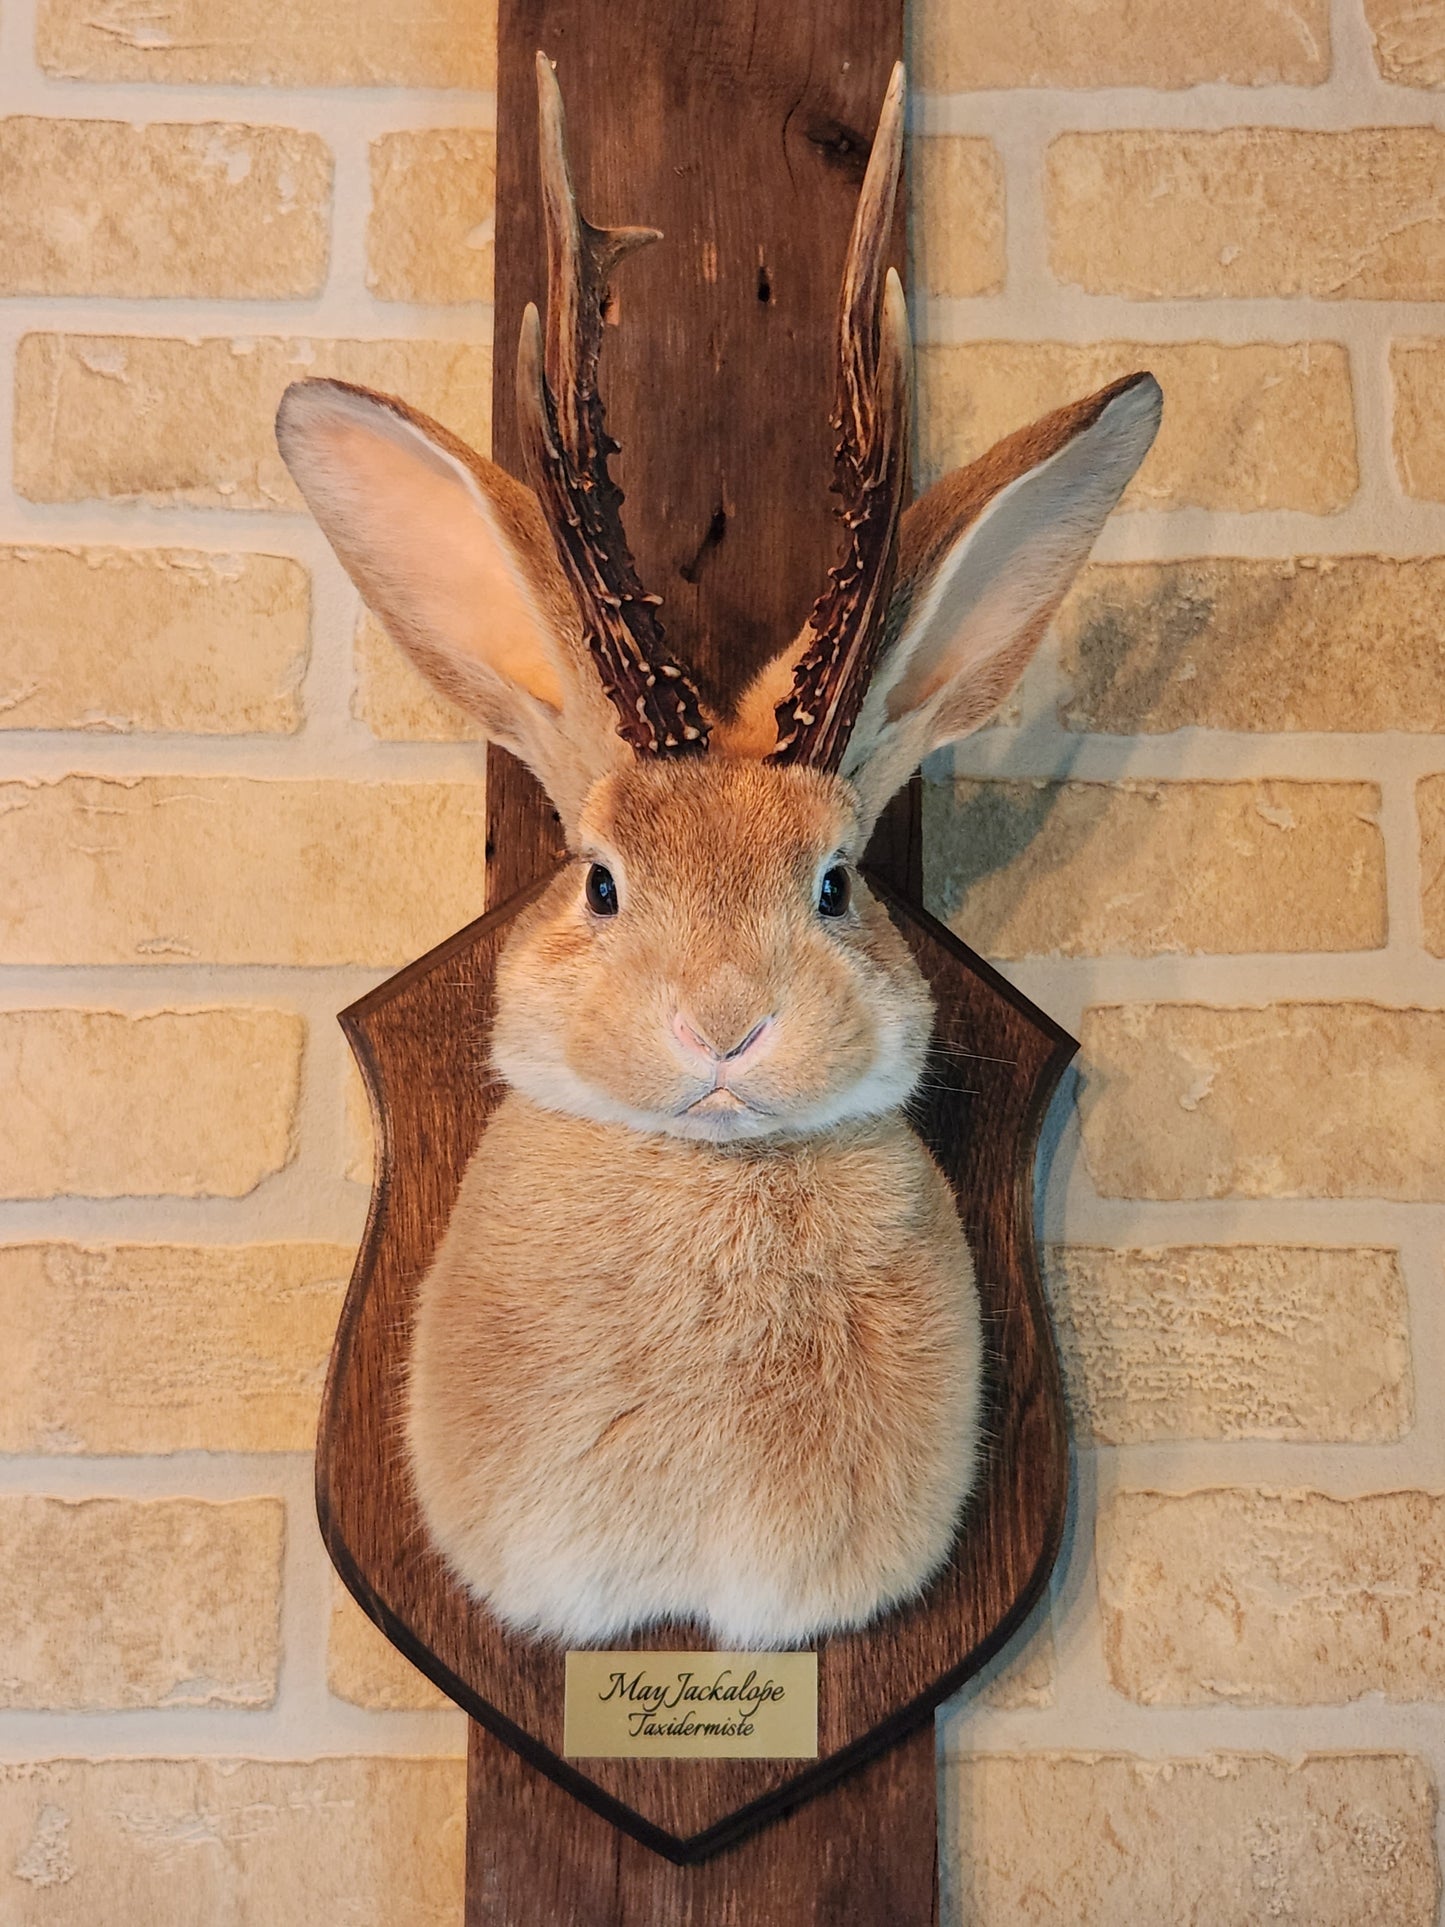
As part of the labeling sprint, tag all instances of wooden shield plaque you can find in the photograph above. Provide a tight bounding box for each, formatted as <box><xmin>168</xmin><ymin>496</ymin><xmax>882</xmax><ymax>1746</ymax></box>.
<box><xmin>318</xmin><ymin>869</ymin><xmax>1073</xmax><ymax>1862</ymax></box>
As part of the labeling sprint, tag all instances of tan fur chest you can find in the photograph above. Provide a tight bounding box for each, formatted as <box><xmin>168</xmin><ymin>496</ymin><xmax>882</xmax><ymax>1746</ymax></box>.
<box><xmin>407</xmin><ymin>1093</ymin><xmax>983</xmax><ymax>1646</ymax></box>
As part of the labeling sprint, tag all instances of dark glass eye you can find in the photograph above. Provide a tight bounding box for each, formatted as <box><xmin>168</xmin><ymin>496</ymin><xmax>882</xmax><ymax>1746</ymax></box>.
<box><xmin>818</xmin><ymin>865</ymin><xmax>851</xmax><ymax>918</ymax></box>
<box><xmin>584</xmin><ymin>863</ymin><xmax>619</xmax><ymax>917</ymax></box>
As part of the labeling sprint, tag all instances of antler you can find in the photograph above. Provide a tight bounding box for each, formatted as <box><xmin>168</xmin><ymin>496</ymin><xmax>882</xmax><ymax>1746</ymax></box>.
<box><xmin>516</xmin><ymin>53</ymin><xmax>710</xmax><ymax>757</ymax></box>
<box><xmin>770</xmin><ymin>63</ymin><xmax>912</xmax><ymax>771</ymax></box>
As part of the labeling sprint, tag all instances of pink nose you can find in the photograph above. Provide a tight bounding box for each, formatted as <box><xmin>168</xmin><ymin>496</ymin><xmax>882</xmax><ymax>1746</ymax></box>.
<box><xmin>671</xmin><ymin>1012</ymin><xmax>776</xmax><ymax>1068</ymax></box>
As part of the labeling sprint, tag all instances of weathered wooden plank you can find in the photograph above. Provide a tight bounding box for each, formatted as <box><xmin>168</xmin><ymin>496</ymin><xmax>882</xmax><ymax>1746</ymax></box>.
<box><xmin>484</xmin><ymin>0</ymin><xmax>914</xmax><ymax>911</ymax></box>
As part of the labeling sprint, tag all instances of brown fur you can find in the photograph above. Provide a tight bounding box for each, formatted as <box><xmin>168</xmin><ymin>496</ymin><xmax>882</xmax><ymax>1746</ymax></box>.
<box><xmin>408</xmin><ymin>1093</ymin><xmax>980</xmax><ymax>1645</ymax></box>
<box><xmin>491</xmin><ymin>760</ymin><xmax>933</xmax><ymax>1143</ymax></box>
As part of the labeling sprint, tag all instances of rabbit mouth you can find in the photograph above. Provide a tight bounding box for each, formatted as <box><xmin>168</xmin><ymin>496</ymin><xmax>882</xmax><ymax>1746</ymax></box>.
<box><xmin>679</xmin><ymin>1088</ymin><xmax>768</xmax><ymax>1119</ymax></box>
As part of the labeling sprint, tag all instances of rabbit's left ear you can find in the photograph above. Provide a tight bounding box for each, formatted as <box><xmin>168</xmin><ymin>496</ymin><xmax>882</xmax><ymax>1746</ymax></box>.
<box><xmin>729</xmin><ymin>372</ymin><xmax>1160</xmax><ymax>829</ymax></box>
<box><xmin>843</xmin><ymin>371</ymin><xmax>1160</xmax><ymax>827</ymax></box>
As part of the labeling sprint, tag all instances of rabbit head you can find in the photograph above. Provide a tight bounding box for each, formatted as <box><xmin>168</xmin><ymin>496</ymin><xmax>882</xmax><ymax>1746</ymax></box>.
<box><xmin>277</xmin><ymin>61</ymin><xmax>1159</xmax><ymax>1146</ymax></box>
<box><xmin>488</xmin><ymin>754</ymin><xmax>933</xmax><ymax>1141</ymax></box>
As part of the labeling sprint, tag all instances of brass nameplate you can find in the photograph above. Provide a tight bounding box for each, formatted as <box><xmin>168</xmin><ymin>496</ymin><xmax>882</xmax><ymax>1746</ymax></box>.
<box><xmin>563</xmin><ymin>1651</ymin><xmax>819</xmax><ymax>1759</ymax></box>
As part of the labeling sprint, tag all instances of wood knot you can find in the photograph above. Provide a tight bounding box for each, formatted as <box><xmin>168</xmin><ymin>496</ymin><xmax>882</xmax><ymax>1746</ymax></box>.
<box><xmin>679</xmin><ymin>504</ymin><xmax>729</xmax><ymax>585</ymax></box>
<box><xmin>804</xmin><ymin>116</ymin><xmax>870</xmax><ymax>183</ymax></box>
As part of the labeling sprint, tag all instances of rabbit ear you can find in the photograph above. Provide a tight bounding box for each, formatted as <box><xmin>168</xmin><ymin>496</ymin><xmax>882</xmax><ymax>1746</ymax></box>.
<box><xmin>725</xmin><ymin>372</ymin><xmax>1160</xmax><ymax>832</ymax></box>
<box><xmin>276</xmin><ymin>377</ymin><xmax>627</xmax><ymax>830</ymax></box>
<box><xmin>844</xmin><ymin>372</ymin><xmax>1161</xmax><ymax>827</ymax></box>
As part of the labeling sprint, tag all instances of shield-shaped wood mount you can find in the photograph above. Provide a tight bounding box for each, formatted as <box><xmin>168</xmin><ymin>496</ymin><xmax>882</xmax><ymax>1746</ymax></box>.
<box><xmin>317</xmin><ymin>867</ymin><xmax>1074</xmax><ymax>1865</ymax></box>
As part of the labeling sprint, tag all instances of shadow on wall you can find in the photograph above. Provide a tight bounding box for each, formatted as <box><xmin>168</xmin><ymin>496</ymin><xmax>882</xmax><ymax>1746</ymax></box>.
<box><xmin>1059</xmin><ymin>562</ymin><xmax>1252</xmax><ymax>732</ymax></box>
<box><xmin>920</xmin><ymin>561</ymin><xmax>1388</xmax><ymax>967</ymax></box>
<box><xmin>920</xmin><ymin>564</ymin><xmax>1232</xmax><ymax>944</ymax></box>
<box><xmin>915</xmin><ymin>586</ymin><xmax>1206</xmax><ymax>1774</ymax></box>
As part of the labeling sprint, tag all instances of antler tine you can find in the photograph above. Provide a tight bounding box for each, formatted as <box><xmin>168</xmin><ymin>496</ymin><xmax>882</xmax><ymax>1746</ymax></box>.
<box><xmin>517</xmin><ymin>52</ymin><xmax>710</xmax><ymax>757</ymax></box>
<box><xmin>770</xmin><ymin>62</ymin><xmax>912</xmax><ymax>772</ymax></box>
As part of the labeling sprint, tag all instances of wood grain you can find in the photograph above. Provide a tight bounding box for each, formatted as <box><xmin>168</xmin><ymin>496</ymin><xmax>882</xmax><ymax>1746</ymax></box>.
<box><xmin>492</xmin><ymin>2</ymin><xmax>909</xmax><ymax>706</ymax></box>
<box><xmin>484</xmin><ymin>0</ymin><xmax>916</xmax><ymax>911</ymax></box>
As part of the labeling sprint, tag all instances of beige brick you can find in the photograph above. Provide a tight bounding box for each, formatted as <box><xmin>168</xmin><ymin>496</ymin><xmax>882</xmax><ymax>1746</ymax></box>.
<box><xmin>1048</xmin><ymin>131</ymin><xmax>1445</xmax><ymax>300</ymax></box>
<box><xmin>0</xmin><ymin>1757</ymin><xmax>465</xmax><ymax>1922</ymax></box>
<box><xmin>1079</xmin><ymin>1003</ymin><xmax>1445</xmax><ymax>1200</ymax></box>
<box><xmin>1059</xmin><ymin>556</ymin><xmax>1445</xmax><ymax>735</ymax></box>
<box><xmin>918</xmin><ymin>341</ymin><xmax>1355</xmax><ymax>511</ymax></box>
<box><xmin>1419</xmin><ymin>777</ymin><xmax>1445</xmax><ymax>951</ymax></box>
<box><xmin>37</xmin><ymin>0</ymin><xmax>494</xmax><ymax>87</ymax></box>
<box><xmin>0</xmin><ymin>1243</ymin><xmax>348</xmax><ymax>1453</ymax></box>
<box><xmin>979</xmin><ymin>1620</ymin><xmax>1056</xmax><ymax>1710</ymax></box>
<box><xmin>14</xmin><ymin>335</ymin><xmax>491</xmax><ymax>509</ymax></box>
<box><xmin>0</xmin><ymin>546</ymin><xmax>307</xmax><ymax>735</ymax></box>
<box><xmin>943</xmin><ymin>1753</ymin><xmax>1438</xmax><ymax>1926</ymax></box>
<box><xmin>913</xmin><ymin>138</ymin><xmax>1004</xmax><ymax>298</ymax></box>
<box><xmin>0</xmin><ymin>776</ymin><xmax>490</xmax><ymax>966</ymax></box>
<box><xmin>1367</xmin><ymin>0</ymin><xmax>1445</xmax><ymax>87</ymax></box>
<box><xmin>1393</xmin><ymin>340</ymin><xmax>1445</xmax><ymax>499</ymax></box>
<box><xmin>917</xmin><ymin>0</ymin><xmax>1329</xmax><ymax>89</ymax></box>
<box><xmin>329</xmin><ymin>1584</ymin><xmax>452</xmax><ymax>1711</ymax></box>
<box><xmin>354</xmin><ymin>611</ymin><xmax>484</xmax><ymax>742</ymax></box>
<box><xmin>0</xmin><ymin>1007</ymin><xmax>301</xmax><ymax>1199</ymax></box>
<box><xmin>926</xmin><ymin>779</ymin><xmax>1383</xmax><ymax>958</ymax></box>
<box><xmin>1047</xmin><ymin>1245</ymin><xmax>1412</xmax><ymax>1443</ymax></box>
<box><xmin>1100</xmin><ymin>1489</ymin><xmax>1445</xmax><ymax>1705</ymax></box>
<box><xmin>368</xmin><ymin>129</ymin><xmax>495</xmax><ymax>305</ymax></box>
<box><xmin>0</xmin><ymin>118</ymin><xmax>329</xmax><ymax>299</ymax></box>
<box><xmin>0</xmin><ymin>1497</ymin><xmax>281</xmax><ymax>1710</ymax></box>
<box><xmin>344</xmin><ymin>1055</ymin><xmax>375</xmax><ymax>1186</ymax></box>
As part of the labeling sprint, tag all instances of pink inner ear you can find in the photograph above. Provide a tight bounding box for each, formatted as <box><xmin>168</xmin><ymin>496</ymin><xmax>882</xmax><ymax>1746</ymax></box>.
<box><xmin>880</xmin><ymin>375</ymin><xmax>1164</xmax><ymax>738</ymax></box>
<box><xmin>297</xmin><ymin>402</ymin><xmax>567</xmax><ymax>713</ymax></box>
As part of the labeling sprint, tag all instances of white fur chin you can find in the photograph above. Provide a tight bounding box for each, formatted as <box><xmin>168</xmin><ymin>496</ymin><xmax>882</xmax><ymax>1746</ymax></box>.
<box><xmin>465</xmin><ymin>1538</ymin><xmax>954</xmax><ymax>1649</ymax></box>
<box><xmin>491</xmin><ymin>1010</ymin><xmax>925</xmax><ymax>1145</ymax></box>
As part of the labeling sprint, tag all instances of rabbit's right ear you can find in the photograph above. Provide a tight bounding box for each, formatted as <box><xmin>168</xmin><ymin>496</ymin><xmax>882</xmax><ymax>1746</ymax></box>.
<box><xmin>276</xmin><ymin>378</ymin><xmax>626</xmax><ymax>830</ymax></box>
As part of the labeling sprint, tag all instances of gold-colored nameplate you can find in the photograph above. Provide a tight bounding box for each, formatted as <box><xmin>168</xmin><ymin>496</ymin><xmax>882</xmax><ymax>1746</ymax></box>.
<box><xmin>563</xmin><ymin>1651</ymin><xmax>818</xmax><ymax>1759</ymax></box>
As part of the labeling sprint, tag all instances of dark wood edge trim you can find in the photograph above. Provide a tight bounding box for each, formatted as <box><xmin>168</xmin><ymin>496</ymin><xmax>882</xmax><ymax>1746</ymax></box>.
<box><xmin>314</xmin><ymin>864</ymin><xmax>1076</xmax><ymax>1865</ymax></box>
<box><xmin>316</xmin><ymin>1489</ymin><xmax>696</xmax><ymax>1864</ymax></box>
<box><xmin>339</xmin><ymin>867</ymin><xmax>564</xmax><ymax>1032</ymax></box>
<box><xmin>314</xmin><ymin>869</ymin><xmax>561</xmax><ymax>1631</ymax></box>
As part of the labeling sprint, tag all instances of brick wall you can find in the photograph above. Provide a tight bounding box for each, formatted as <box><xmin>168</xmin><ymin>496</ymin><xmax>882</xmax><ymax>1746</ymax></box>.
<box><xmin>919</xmin><ymin>0</ymin><xmax>1445</xmax><ymax>1918</ymax></box>
<box><xmin>2</xmin><ymin>0</ymin><xmax>1443</xmax><ymax>1917</ymax></box>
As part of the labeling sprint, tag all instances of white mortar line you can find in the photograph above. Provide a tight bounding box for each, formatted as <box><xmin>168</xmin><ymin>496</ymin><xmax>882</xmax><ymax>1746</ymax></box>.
<box><xmin>939</xmin><ymin>1699</ymin><xmax>1445</xmax><ymax>1762</ymax></box>
<box><xmin>946</xmin><ymin>727</ymin><xmax>1445</xmax><ymax>782</ymax></box>
<box><xmin>918</xmin><ymin>81</ymin><xmax>1445</xmax><ymax>136</ymax></box>
<box><xmin>3</xmin><ymin>21</ymin><xmax>494</xmax><ymax>128</ymax></box>
<box><xmin>0</xmin><ymin>731</ymin><xmax>495</xmax><ymax>779</ymax></box>
<box><xmin>0</xmin><ymin>1188</ymin><xmax>371</xmax><ymax>1246</ymax></box>
<box><xmin>991</xmin><ymin>948</ymin><xmax>1445</xmax><ymax>1007</ymax></box>
<box><xmin>0</xmin><ymin>301</ymin><xmax>496</xmax><ymax>341</ymax></box>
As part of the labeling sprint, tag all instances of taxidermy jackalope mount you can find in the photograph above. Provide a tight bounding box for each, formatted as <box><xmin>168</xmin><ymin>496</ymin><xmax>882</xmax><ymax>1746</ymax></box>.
<box><xmin>280</xmin><ymin>50</ymin><xmax>1159</xmax><ymax>1869</ymax></box>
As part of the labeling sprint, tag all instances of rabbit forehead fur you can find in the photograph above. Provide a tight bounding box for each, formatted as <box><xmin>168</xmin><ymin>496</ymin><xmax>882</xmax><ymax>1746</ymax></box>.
<box><xmin>489</xmin><ymin>755</ymin><xmax>935</xmax><ymax>1144</ymax></box>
